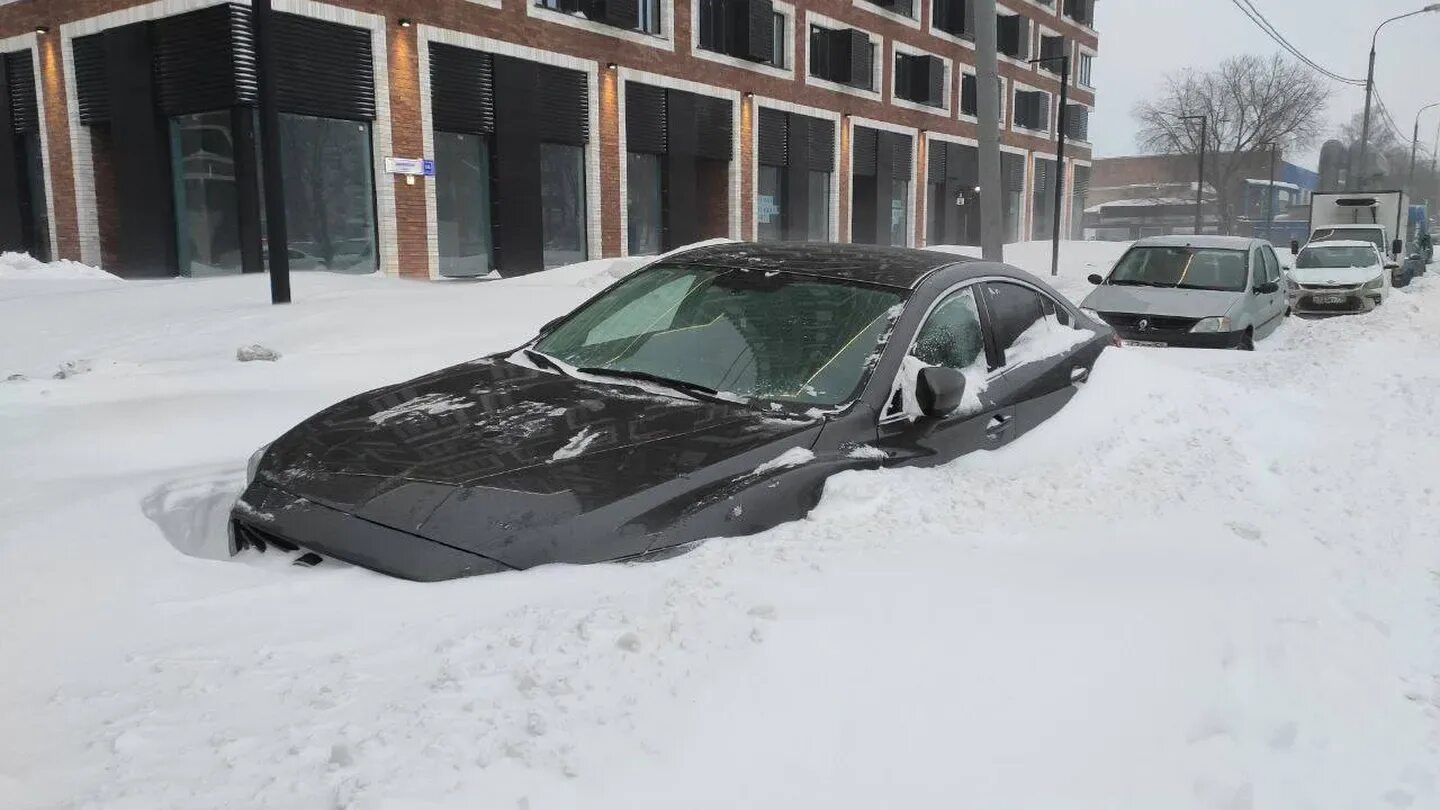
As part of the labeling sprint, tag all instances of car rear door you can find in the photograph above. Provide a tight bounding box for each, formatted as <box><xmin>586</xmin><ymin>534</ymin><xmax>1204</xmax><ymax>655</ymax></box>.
<box><xmin>873</xmin><ymin>284</ymin><xmax>1017</xmax><ymax>466</ymax></box>
<box><xmin>976</xmin><ymin>279</ymin><xmax>1099</xmax><ymax>437</ymax></box>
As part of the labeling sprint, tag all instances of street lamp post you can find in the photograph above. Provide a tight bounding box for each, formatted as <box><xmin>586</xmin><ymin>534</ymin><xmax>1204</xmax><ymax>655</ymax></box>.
<box><xmin>1405</xmin><ymin>102</ymin><xmax>1440</xmax><ymax>202</ymax></box>
<box><xmin>1177</xmin><ymin>114</ymin><xmax>1207</xmax><ymax>234</ymax></box>
<box><xmin>1029</xmin><ymin>52</ymin><xmax>1070</xmax><ymax>276</ymax></box>
<box><xmin>1265</xmin><ymin>142</ymin><xmax>1278</xmax><ymax>240</ymax></box>
<box><xmin>254</xmin><ymin>0</ymin><xmax>291</xmax><ymax>305</ymax></box>
<box><xmin>1358</xmin><ymin>4</ymin><xmax>1440</xmax><ymax>191</ymax></box>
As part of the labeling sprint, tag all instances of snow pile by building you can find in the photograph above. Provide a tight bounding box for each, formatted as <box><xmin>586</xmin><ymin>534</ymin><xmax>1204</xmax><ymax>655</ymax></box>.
<box><xmin>0</xmin><ymin>245</ymin><xmax>1436</xmax><ymax>810</ymax></box>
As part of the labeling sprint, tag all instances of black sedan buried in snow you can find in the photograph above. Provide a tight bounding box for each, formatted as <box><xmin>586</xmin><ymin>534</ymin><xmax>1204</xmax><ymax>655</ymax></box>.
<box><xmin>232</xmin><ymin>243</ymin><xmax>1113</xmax><ymax>580</ymax></box>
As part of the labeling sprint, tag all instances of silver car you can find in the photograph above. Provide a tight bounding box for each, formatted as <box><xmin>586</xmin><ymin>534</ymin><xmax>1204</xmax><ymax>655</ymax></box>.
<box><xmin>1080</xmin><ymin>235</ymin><xmax>1287</xmax><ymax>351</ymax></box>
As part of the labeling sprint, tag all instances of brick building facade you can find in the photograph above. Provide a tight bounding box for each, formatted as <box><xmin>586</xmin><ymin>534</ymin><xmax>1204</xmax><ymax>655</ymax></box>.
<box><xmin>0</xmin><ymin>0</ymin><xmax>1098</xmax><ymax>279</ymax></box>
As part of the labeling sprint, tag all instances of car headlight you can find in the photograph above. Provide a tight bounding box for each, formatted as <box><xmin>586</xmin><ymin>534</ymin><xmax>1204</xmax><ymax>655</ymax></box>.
<box><xmin>1190</xmin><ymin>316</ymin><xmax>1232</xmax><ymax>333</ymax></box>
<box><xmin>246</xmin><ymin>443</ymin><xmax>271</xmax><ymax>486</ymax></box>
<box><xmin>1363</xmin><ymin>275</ymin><xmax>1384</xmax><ymax>291</ymax></box>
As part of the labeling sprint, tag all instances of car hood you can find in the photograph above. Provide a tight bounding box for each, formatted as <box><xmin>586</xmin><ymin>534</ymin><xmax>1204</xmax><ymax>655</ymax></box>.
<box><xmin>255</xmin><ymin>356</ymin><xmax>824</xmax><ymax>567</ymax></box>
<box><xmin>1080</xmin><ymin>285</ymin><xmax>1243</xmax><ymax>319</ymax></box>
<box><xmin>1287</xmin><ymin>266</ymin><xmax>1384</xmax><ymax>286</ymax></box>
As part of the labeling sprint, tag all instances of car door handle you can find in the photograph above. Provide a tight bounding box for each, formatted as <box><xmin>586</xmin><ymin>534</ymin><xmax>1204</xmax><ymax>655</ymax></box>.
<box><xmin>986</xmin><ymin>414</ymin><xmax>1012</xmax><ymax>439</ymax></box>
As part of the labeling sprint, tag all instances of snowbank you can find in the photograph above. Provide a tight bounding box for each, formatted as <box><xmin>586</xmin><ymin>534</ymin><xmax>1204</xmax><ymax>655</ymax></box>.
<box><xmin>0</xmin><ymin>250</ymin><xmax>1436</xmax><ymax>810</ymax></box>
<box><xmin>0</xmin><ymin>251</ymin><xmax>118</xmax><ymax>282</ymax></box>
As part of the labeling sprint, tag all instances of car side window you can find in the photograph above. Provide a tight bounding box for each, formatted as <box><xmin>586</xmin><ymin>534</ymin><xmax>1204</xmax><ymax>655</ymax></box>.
<box><xmin>979</xmin><ymin>282</ymin><xmax>1046</xmax><ymax>367</ymax></box>
<box><xmin>911</xmin><ymin>287</ymin><xmax>986</xmax><ymax>371</ymax></box>
<box><xmin>1261</xmin><ymin>247</ymin><xmax>1279</xmax><ymax>284</ymax></box>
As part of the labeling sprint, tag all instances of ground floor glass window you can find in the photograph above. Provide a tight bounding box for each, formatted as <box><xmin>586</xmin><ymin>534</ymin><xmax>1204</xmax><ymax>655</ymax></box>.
<box><xmin>21</xmin><ymin>132</ymin><xmax>49</xmax><ymax>262</ymax></box>
<box><xmin>627</xmin><ymin>152</ymin><xmax>663</xmax><ymax>255</ymax></box>
<box><xmin>890</xmin><ymin>179</ymin><xmax>910</xmax><ymax>246</ymax></box>
<box><xmin>278</xmin><ymin>113</ymin><xmax>377</xmax><ymax>273</ymax></box>
<box><xmin>807</xmin><ymin>171</ymin><xmax>831</xmax><ymax>240</ymax></box>
<box><xmin>170</xmin><ymin>110</ymin><xmax>241</xmax><ymax>276</ymax></box>
<box><xmin>540</xmin><ymin>143</ymin><xmax>587</xmax><ymax>268</ymax></box>
<box><xmin>757</xmin><ymin>165</ymin><xmax>784</xmax><ymax>242</ymax></box>
<box><xmin>435</xmin><ymin>131</ymin><xmax>493</xmax><ymax>277</ymax></box>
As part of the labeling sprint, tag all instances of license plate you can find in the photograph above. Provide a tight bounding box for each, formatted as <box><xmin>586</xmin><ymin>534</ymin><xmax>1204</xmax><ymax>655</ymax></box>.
<box><xmin>1313</xmin><ymin>293</ymin><xmax>1347</xmax><ymax>304</ymax></box>
<box><xmin>1122</xmin><ymin>339</ymin><xmax>1167</xmax><ymax>348</ymax></box>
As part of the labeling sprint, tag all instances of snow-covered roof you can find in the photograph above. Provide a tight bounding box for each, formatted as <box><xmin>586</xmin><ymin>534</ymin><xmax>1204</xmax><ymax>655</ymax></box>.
<box><xmin>1245</xmin><ymin>179</ymin><xmax>1302</xmax><ymax>191</ymax></box>
<box><xmin>1134</xmin><ymin>234</ymin><xmax>1261</xmax><ymax>249</ymax></box>
<box><xmin>1301</xmin><ymin>240</ymin><xmax>1380</xmax><ymax>250</ymax></box>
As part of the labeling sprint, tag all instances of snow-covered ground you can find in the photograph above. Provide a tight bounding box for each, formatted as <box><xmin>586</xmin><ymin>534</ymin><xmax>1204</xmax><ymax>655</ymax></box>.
<box><xmin>2</xmin><ymin>243</ymin><xmax>1438</xmax><ymax>809</ymax></box>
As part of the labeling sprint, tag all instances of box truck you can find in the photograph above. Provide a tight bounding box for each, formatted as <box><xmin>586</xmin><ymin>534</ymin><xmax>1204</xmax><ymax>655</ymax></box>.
<box><xmin>1293</xmin><ymin>190</ymin><xmax>1425</xmax><ymax>285</ymax></box>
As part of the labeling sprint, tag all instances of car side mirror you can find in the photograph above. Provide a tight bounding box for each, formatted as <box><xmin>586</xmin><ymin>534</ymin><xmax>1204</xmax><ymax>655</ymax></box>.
<box><xmin>916</xmin><ymin>366</ymin><xmax>967</xmax><ymax>419</ymax></box>
<box><xmin>1392</xmin><ymin>239</ymin><xmax>1403</xmax><ymax>257</ymax></box>
<box><xmin>1086</xmin><ymin>273</ymin><xmax>1104</xmax><ymax>285</ymax></box>
<box><xmin>1385</xmin><ymin>261</ymin><xmax>1400</xmax><ymax>270</ymax></box>
<box><xmin>1255</xmin><ymin>281</ymin><xmax>1279</xmax><ymax>294</ymax></box>
<box><xmin>1290</xmin><ymin>239</ymin><xmax>1300</xmax><ymax>255</ymax></box>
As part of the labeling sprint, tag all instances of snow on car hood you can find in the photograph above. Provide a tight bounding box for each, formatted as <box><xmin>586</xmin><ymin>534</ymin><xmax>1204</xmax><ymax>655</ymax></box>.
<box><xmin>1287</xmin><ymin>266</ymin><xmax>1385</xmax><ymax>286</ymax></box>
<box><xmin>1080</xmin><ymin>284</ymin><xmax>1244</xmax><ymax>319</ymax></box>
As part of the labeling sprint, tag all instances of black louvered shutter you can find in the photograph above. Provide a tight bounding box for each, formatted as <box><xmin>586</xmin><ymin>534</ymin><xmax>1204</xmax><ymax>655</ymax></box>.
<box><xmin>584</xmin><ymin>0</ymin><xmax>639</xmax><ymax>30</ymax></box>
<box><xmin>742</xmin><ymin>0</ymin><xmax>775</xmax><ymax>62</ymax></box>
<box><xmin>842</xmin><ymin>29</ymin><xmax>872</xmax><ymax>88</ymax></box>
<box><xmin>431</xmin><ymin>44</ymin><xmax>494</xmax><ymax>135</ymax></box>
<box><xmin>894</xmin><ymin>55</ymin><xmax>912</xmax><ymax>101</ymax></box>
<box><xmin>757</xmin><ymin>107</ymin><xmax>787</xmax><ymax>166</ymax></box>
<box><xmin>1066</xmin><ymin>104</ymin><xmax>1089</xmax><ymax>141</ymax></box>
<box><xmin>1003</xmin><ymin>151</ymin><xmax>1024</xmax><ymax>192</ymax></box>
<box><xmin>960</xmin><ymin>73</ymin><xmax>977</xmax><ymax>115</ymax></box>
<box><xmin>626</xmin><ymin>82</ymin><xmax>667</xmax><ymax>153</ymax></box>
<box><xmin>272</xmin><ymin>12</ymin><xmax>374</xmax><ymax>121</ymax></box>
<box><xmin>694</xmin><ymin>95</ymin><xmax>732</xmax><ymax>160</ymax></box>
<box><xmin>890</xmin><ymin>133</ymin><xmax>912</xmax><ymax>178</ymax></box>
<box><xmin>953</xmin><ymin>143</ymin><xmax>979</xmax><ymax>187</ymax></box>
<box><xmin>927</xmin><ymin>138</ymin><xmax>946</xmax><ymax>184</ymax></box>
<box><xmin>1037</xmin><ymin>93</ymin><xmax>1050</xmax><ymax>131</ymax></box>
<box><xmin>926</xmin><ymin>57</ymin><xmax>944</xmax><ymax>106</ymax></box>
<box><xmin>933</xmin><ymin>0</ymin><xmax>968</xmax><ymax>36</ymax></box>
<box><xmin>804</xmin><ymin>114</ymin><xmax>834</xmax><ymax>171</ymax></box>
<box><xmin>1015</xmin><ymin>15</ymin><xmax>1031</xmax><ymax>59</ymax></box>
<box><xmin>153</xmin><ymin>4</ymin><xmax>256</xmax><ymax>116</ymax></box>
<box><xmin>853</xmin><ymin>126</ymin><xmax>877</xmax><ymax>177</ymax></box>
<box><xmin>73</xmin><ymin>35</ymin><xmax>110</xmax><ymax>125</ymax></box>
<box><xmin>537</xmin><ymin>64</ymin><xmax>589</xmax><ymax>145</ymax></box>
<box><xmin>1034</xmin><ymin>159</ymin><xmax>1050</xmax><ymax>193</ymax></box>
<box><xmin>4</xmin><ymin>51</ymin><xmax>36</xmax><ymax>134</ymax></box>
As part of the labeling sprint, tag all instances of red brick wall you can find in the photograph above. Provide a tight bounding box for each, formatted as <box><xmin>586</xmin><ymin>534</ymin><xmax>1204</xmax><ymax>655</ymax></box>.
<box><xmin>386</xmin><ymin>22</ymin><xmax>429</xmax><ymax>279</ymax></box>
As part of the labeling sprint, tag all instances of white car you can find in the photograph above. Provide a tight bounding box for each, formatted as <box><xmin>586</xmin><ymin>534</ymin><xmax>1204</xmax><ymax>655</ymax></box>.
<box><xmin>1286</xmin><ymin>240</ymin><xmax>1391</xmax><ymax>316</ymax></box>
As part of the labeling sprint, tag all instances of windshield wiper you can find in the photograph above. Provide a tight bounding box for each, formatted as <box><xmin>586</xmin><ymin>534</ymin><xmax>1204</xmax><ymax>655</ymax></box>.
<box><xmin>574</xmin><ymin>366</ymin><xmax>734</xmax><ymax>404</ymax></box>
<box><xmin>1109</xmin><ymin>278</ymin><xmax>1172</xmax><ymax>288</ymax></box>
<box><xmin>523</xmin><ymin>348</ymin><xmax>566</xmax><ymax>373</ymax></box>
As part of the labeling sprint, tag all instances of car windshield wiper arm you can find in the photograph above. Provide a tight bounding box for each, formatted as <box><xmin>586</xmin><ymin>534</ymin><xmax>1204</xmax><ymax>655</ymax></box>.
<box><xmin>523</xmin><ymin>348</ymin><xmax>567</xmax><ymax>373</ymax></box>
<box><xmin>573</xmin><ymin>366</ymin><xmax>731</xmax><ymax>403</ymax></box>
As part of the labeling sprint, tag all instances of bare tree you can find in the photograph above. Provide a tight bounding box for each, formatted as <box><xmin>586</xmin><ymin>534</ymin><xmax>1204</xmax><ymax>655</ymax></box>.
<box><xmin>1134</xmin><ymin>54</ymin><xmax>1330</xmax><ymax>233</ymax></box>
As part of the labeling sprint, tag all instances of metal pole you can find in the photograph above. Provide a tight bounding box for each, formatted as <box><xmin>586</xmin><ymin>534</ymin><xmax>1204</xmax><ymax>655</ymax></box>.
<box><xmin>1195</xmin><ymin>117</ymin><xmax>1207</xmax><ymax>234</ymax></box>
<box><xmin>1357</xmin><ymin>44</ymin><xmax>1377</xmax><ymax>192</ymax></box>
<box><xmin>1050</xmin><ymin>56</ymin><xmax>1069</xmax><ymax>276</ymax></box>
<box><xmin>1407</xmin><ymin>116</ymin><xmax>1420</xmax><ymax>199</ymax></box>
<box><xmin>254</xmin><ymin>0</ymin><xmax>291</xmax><ymax>305</ymax></box>
<box><xmin>1265</xmin><ymin>143</ymin><xmax>1277</xmax><ymax>239</ymax></box>
<box><xmin>974</xmin><ymin>0</ymin><xmax>1004</xmax><ymax>262</ymax></box>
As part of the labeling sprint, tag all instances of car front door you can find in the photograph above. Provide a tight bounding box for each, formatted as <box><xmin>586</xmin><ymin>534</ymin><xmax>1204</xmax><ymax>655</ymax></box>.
<box><xmin>874</xmin><ymin>284</ymin><xmax>1015</xmax><ymax>467</ymax></box>
<box><xmin>1257</xmin><ymin>245</ymin><xmax>1286</xmax><ymax>332</ymax></box>
<box><xmin>976</xmin><ymin>280</ymin><xmax>1095</xmax><ymax>436</ymax></box>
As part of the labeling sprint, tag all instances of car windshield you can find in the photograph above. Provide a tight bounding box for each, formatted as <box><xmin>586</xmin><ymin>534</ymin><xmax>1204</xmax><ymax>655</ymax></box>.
<box><xmin>533</xmin><ymin>264</ymin><xmax>904</xmax><ymax>407</ymax></box>
<box><xmin>1106</xmin><ymin>246</ymin><xmax>1249</xmax><ymax>292</ymax></box>
<box><xmin>1312</xmin><ymin>228</ymin><xmax>1384</xmax><ymax>252</ymax></box>
<box><xmin>1296</xmin><ymin>245</ymin><xmax>1379</xmax><ymax>269</ymax></box>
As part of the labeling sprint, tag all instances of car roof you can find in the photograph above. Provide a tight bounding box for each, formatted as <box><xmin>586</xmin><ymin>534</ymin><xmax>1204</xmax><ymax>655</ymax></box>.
<box><xmin>661</xmin><ymin>241</ymin><xmax>972</xmax><ymax>290</ymax></box>
<box><xmin>1131</xmin><ymin>234</ymin><xmax>1263</xmax><ymax>250</ymax></box>
<box><xmin>1301</xmin><ymin>240</ymin><xmax>1379</xmax><ymax>249</ymax></box>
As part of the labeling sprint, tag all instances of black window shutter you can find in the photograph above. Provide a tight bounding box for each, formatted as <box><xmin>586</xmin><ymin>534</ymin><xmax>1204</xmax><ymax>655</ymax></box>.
<box><xmin>961</xmin><ymin>73</ymin><xmax>976</xmax><ymax>115</ymax></box>
<box><xmin>3</xmin><ymin>50</ymin><xmax>37</xmax><ymax>134</ymax></box>
<box><xmin>844</xmin><ymin>29</ymin><xmax>872</xmax><ymax>88</ymax></box>
<box><xmin>272</xmin><ymin>12</ymin><xmax>375</xmax><ymax>121</ymax></box>
<box><xmin>757</xmin><ymin>106</ymin><xmax>787</xmax><ymax>166</ymax></box>
<box><xmin>933</xmin><ymin>0</ymin><xmax>963</xmax><ymax>36</ymax></box>
<box><xmin>891</xmin><ymin>132</ymin><xmax>913</xmax><ymax>179</ymax></box>
<box><xmin>1037</xmin><ymin>93</ymin><xmax>1050</xmax><ymax>130</ymax></box>
<box><xmin>153</xmin><ymin>4</ymin><xmax>257</xmax><ymax>116</ymax></box>
<box><xmin>694</xmin><ymin>95</ymin><xmax>732</xmax><ymax>160</ymax></box>
<box><xmin>894</xmin><ymin>54</ymin><xmax>911</xmax><ymax>100</ymax></box>
<box><xmin>1015</xmin><ymin>16</ymin><xmax>1031</xmax><ymax>60</ymax></box>
<box><xmin>536</xmin><ymin>63</ymin><xmax>589</xmax><ymax>145</ymax></box>
<box><xmin>803</xmin><ymin>114</ymin><xmax>834</xmax><ymax>171</ymax></box>
<box><xmin>996</xmin><ymin>15</ymin><xmax>1017</xmax><ymax>55</ymax></box>
<box><xmin>590</xmin><ymin>0</ymin><xmax>640</xmax><ymax>30</ymax></box>
<box><xmin>1034</xmin><ymin>159</ymin><xmax>1050</xmax><ymax>192</ymax></box>
<box><xmin>743</xmin><ymin>0</ymin><xmax>775</xmax><ymax>62</ymax></box>
<box><xmin>72</xmin><ymin>34</ymin><xmax>111</xmax><ymax>125</ymax></box>
<box><xmin>927</xmin><ymin>138</ymin><xmax>946</xmax><ymax>184</ymax></box>
<box><xmin>698</xmin><ymin>0</ymin><xmax>721</xmax><ymax>50</ymax></box>
<box><xmin>853</xmin><ymin>126</ymin><xmax>877</xmax><ymax>177</ymax></box>
<box><xmin>925</xmin><ymin>56</ymin><xmax>944</xmax><ymax>106</ymax></box>
<box><xmin>1003</xmin><ymin>151</ymin><xmax>1024</xmax><ymax>192</ymax></box>
<box><xmin>431</xmin><ymin>43</ymin><xmax>495</xmax><ymax>135</ymax></box>
<box><xmin>1066</xmin><ymin>104</ymin><xmax>1089</xmax><ymax>141</ymax></box>
<box><xmin>625</xmin><ymin>82</ymin><xmax>667</xmax><ymax>153</ymax></box>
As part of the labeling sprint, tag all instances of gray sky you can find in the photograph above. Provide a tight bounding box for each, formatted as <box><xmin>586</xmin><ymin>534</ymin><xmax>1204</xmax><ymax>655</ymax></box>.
<box><xmin>1090</xmin><ymin>0</ymin><xmax>1440</xmax><ymax>169</ymax></box>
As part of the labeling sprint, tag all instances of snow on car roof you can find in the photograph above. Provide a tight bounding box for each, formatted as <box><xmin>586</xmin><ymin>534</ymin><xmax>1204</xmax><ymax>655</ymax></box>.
<box><xmin>1302</xmin><ymin>240</ymin><xmax>1379</xmax><ymax>249</ymax></box>
<box><xmin>1131</xmin><ymin>234</ymin><xmax>1262</xmax><ymax>250</ymax></box>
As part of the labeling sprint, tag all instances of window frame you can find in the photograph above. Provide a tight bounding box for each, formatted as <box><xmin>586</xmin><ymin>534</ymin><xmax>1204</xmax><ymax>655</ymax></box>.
<box><xmin>851</xmin><ymin>0</ymin><xmax>922</xmax><ymax>30</ymax></box>
<box><xmin>804</xmin><ymin>14</ymin><xmax>883</xmax><ymax>99</ymax></box>
<box><xmin>692</xmin><ymin>0</ymin><xmax>796</xmax><ymax>78</ymax></box>
<box><xmin>529</xmin><ymin>0</ymin><xmax>676</xmax><ymax>50</ymax></box>
<box><xmin>891</xmin><ymin>44</ymin><xmax>951</xmax><ymax>115</ymax></box>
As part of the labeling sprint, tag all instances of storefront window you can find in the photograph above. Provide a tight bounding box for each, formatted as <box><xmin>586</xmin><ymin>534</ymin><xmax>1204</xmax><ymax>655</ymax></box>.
<box><xmin>627</xmin><ymin>152</ymin><xmax>663</xmax><ymax>255</ymax></box>
<box><xmin>540</xmin><ymin>143</ymin><xmax>587</xmax><ymax>268</ymax></box>
<box><xmin>170</xmin><ymin>111</ymin><xmax>241</xmax><ymax>276</ymax></box>
<box><xmin>278</xmin><ymin>113</ymin><xmax>377</xmax><ymax>273</ymax></box>
<box><xmin>890</xmin><ymin>178</ymin><xmax>910</xmax><ymax>246</ymax></box>
<box><xmin>22</xmin><ymin>133</ymin><xmax>49</xmax><ymax>262</ymax></box>
<box><xmin>807</xmin><ymin>171</ymin><xmax>831</xmax><ymax>241</ymax></box>
<box><xmin>435</xmin><ymin>131</ymin><xmax>493</xmax><ymax>277</ymax></box>
<box><xmin>757</xmin><ymin>165</ymin><xmax>784</xmax><ymax>242</ymax></box>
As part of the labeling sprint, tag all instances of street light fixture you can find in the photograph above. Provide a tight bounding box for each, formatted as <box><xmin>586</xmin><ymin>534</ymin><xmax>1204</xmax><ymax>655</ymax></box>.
<box><xmin>1357</xmin><ymin>4</ymin><xmax>1440</xmax><ymax>190</ymax></box>
<box><xmin>1175</xmin><ymin>114</ymin><xmax>1208</xmax><ymax>234</ymax></box>
<box><xmin>1028</xmin><ymin>52</ymin><xmax>1069</xmax><ymax>276</ymax></box>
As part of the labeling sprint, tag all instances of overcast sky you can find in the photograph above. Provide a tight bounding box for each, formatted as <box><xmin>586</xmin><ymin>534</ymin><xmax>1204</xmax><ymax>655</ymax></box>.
<box><xmin>1091</xmin><ymin>0</ymin><xmax>1440</xmax><ymax>169</ymax></box>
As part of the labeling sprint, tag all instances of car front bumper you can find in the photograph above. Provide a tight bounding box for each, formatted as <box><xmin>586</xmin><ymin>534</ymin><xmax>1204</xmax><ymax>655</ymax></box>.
<box><xmin>1289</xmin><ymin>289</ymin><xmax>1380</xmax><ymax>315</ymax></box>
<box><xmin>1115</xmin><ymin>329</ymin><xmax>1249</xmax><ymax>349</ymax></box>
<box><xmin>230</xmin><ymin>481</ymin><xmax>513</xmax><ymax>581</ymax></box>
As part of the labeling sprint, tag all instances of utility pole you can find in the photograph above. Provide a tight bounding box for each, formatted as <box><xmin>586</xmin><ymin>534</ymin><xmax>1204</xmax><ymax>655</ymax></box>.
<box><xmin>974</xmin><ymin>0</ymin><xmax>1004</xmax><ymax>262</ymax></box>
<box><xmin>1030</xmin><ymin>53</ymin><xmax>1069</xmax><ymax>276</ymax></box>
<box><xmin>254</xmin><ymin>0</ymin><xmax>291</xmax><ymax>304</ymax></box>
<box><xmin>1359</xmin><ymin>5</ymin><xmax>1440</xmax><ymax>192</ymax></box>
<box><xmin>1405</xmin><ymin>102</ymin><xmax>1440</xmax><ymax>202</ymax></box>
<box><xmin>1265</xmin><ymin>142</ymin><xmax>1277</xmax><ymax>240</ymax></box>
<box><xmin>1178</xmin><ymin>114</ymin><xmax>1207</xmax><ymax>235</ymax></box>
